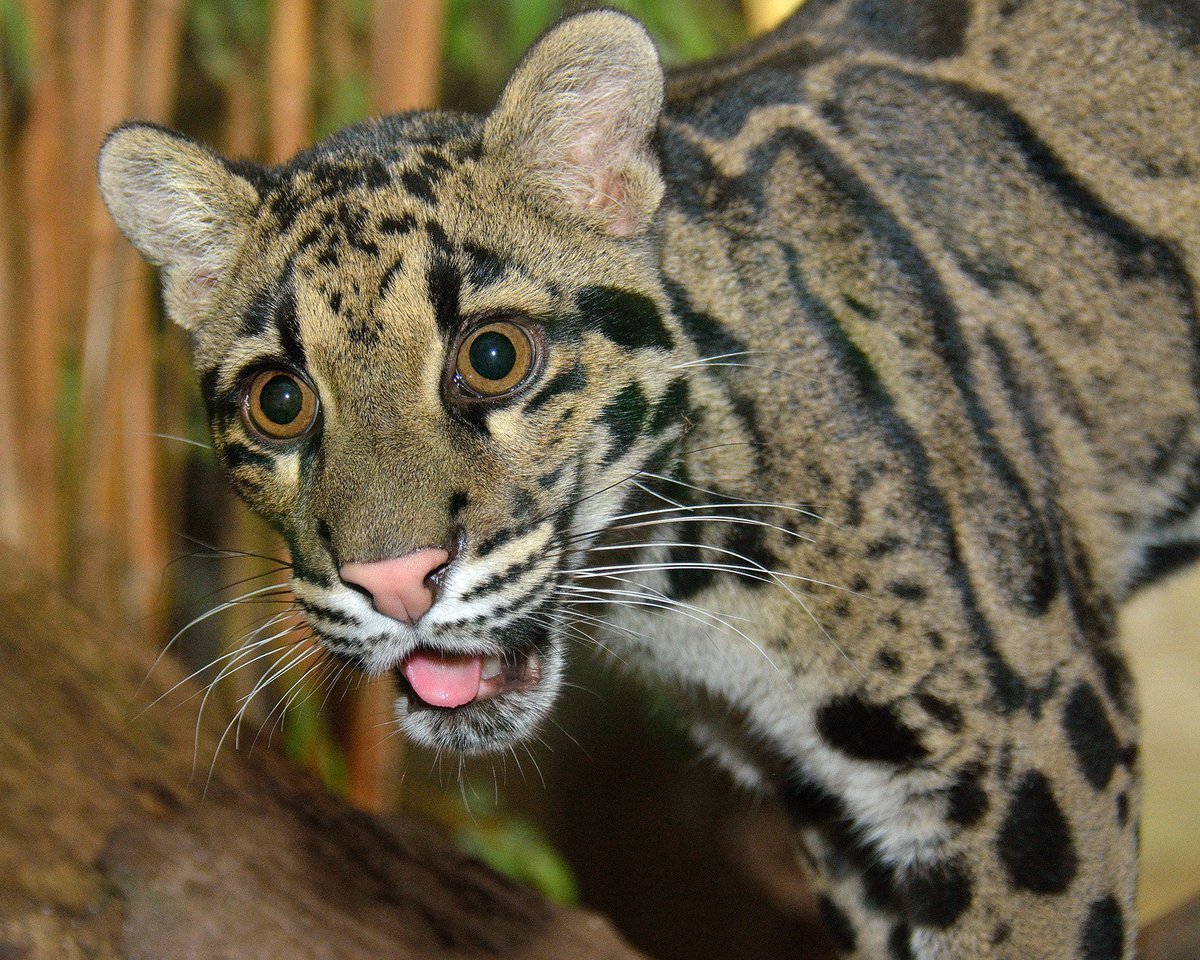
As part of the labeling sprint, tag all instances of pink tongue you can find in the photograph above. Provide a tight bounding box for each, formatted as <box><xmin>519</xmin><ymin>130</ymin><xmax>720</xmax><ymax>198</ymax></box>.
<box><xmin>403</xmin><ymin>651</ymin><xmax>483</xmax><ymax>708</ymax></box>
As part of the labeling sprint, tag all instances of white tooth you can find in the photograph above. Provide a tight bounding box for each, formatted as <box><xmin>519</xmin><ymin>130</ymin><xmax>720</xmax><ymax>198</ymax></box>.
<box><xmin>481</xmin><ymin>655</ymin><xmax>502</xmax><ymax>680</ymax></box>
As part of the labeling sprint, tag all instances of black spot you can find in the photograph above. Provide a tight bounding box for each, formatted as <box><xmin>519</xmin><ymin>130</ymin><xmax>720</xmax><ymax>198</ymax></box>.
<box><xmin>317</xmin><ymin>242</ymin><xmax>340</xmax><ymax>267</ymax></box>
<box><xmin>723</xmin><ymin>519</ymin><xmax>777</xmax><ymax>592</ymax></box>
<box><xmin>400</xmin><ymin>168</ymin><xmax>438</xmax><ymax>204</ymax></box>
<box><xmin>927</xmin><ymin>630</ymin><xmax>945</xmax><ymax>651</ymax></box>
<box><xmin>337</xmin><ymin>202</ymin><xmax>379</xmax><ymax>255</ymax></box>
<box><xmin>378</xmin><ymin>214</ymin><xmax>416</xmax><ymax>234</ymax></box>
<box><xmin>875</xmin><ymin>649</ymin><xmax>903</xmax><ymax>672</ymax></box>
<box><xmin>575</xmin><ymin>286</ymin><xmax>674</xmax><ymax>351</ymax></box>
<box><xmin>866</xmin><ymin>535</ymin><xmax>903</xmax><ymax>558</ymax></box>
<box><xmin>426</xmin><ymin>258</ymin><xmax>461</xmax><ymax>336</ymax></box>
<box><xmin>599</xmin><ymin>383</ymin><xmax>648</xmax><ymax>465</ymax></box>
<box><xmin>780</xmin><ymin>768</ymin><xmax>845</xmax><ymax>825</ymax></box>
<box><xmin>239</xmin><ymin>288</ymin><xmax>273</xmax><ymax>337</ymax></box>
<box><xmin>889</xmin><ymin>581</ymin><xmax>927</xmax><ymax>601</ymax></box>
<box><xmin>273</xmin><ymin>286</ymin><xmax>304</xmax><ymax>364</ymax></box>
<box><xmin>316</xmin><ymin>517</ymin><xmax>335</xmax><ymax>551</ymax></box>
<box><xmin>897</xmin><ymin>856</ymin><xmax>972</xmax><ymax>928</ymax></box>
<box><xmin>916</xmin><ymin>693</ymin><xmax>963</xmax><ymax>733</ymax></box>
<box><xmin>997</xmin><ymin>771</ymin><xmax>1078</xmax><ymax>893</ymax></box>
<box><xmin>817</xmin><ymin>896</ymin><xmax>857</xmax><ymax>952</ymax></box>
<box><xmin>996</xmin><ymin>743</ymin><xmax>1014</xmax><ymax>785</ymax></box>
<box><xmin>526</xmin><ymin>362</ymin><xmax>587</xmax><ymax>413</ymax></box>
<box><xmin>297</xmin><ymin>598</ymin><xmax>357</xmax><ymax>627</ymax></box>
<box><xmin>888</xmin><ymin>923</ymin><xmax>913</xmax><ymax>959</ymax></box>
<box><xmin>379</xmin><ymin>257</ymin><xmax>404</xmax><ymax>297</ymax></box>
<box><xmin>537</xmin><ymin>464</ymin><xmax>565</xmax><ymax>490</ymax></box>
<box><xmin>328</xmin><ymin>290</ymin><xmax>343</xmax><ymax>314</ymax></box>
<box><xmin>816</xmin><ymin>694</ymin><xmax>929</xmax><ymax>764</ymax></box>
<box><xmin>1079</xmin><ymin>896</ymin><xmax>1124</xmax><ymax>960</ymax></box>
<box><xmin>268</xmin><ymin>189</ymin><xmax>303</xmax><ymax>232</ymax></box>
<box><xmin>461</xmin><ymin>242</ymin><xmax>506</xmax><ymax>288</ymax></box>
<box><xmin>448</xmin><ymin>490</ymin><xmax>468</xmax><ymax>517</ymax></box>
<box><xmin>648</xmin><ymin>377</ymin><xmax>690</xmax><ymax>434</ymax></box>
<box><xmin>1063</xmin><ymin>682</ymin><xmax>1122</xmax><ymax>791</ymax></box>
<box><xmin>198</xmin><ymin>367</ymin><xmax>234</xmax><ymax>422</ymax></box>
<box><xmin>347</xmin><ymin>320</ymin><xmax>378</xmax><ymax>347</ymax></box>
<box><xmin>946</xmin><ymin>763</ymin><xmax>989</xmax><ymax>826</ymax></box>
<box><xmin>1116</xmin><ymin>792</ymin><xmax>1129</xmax><ymax>827</ymax></box>
<box><xmin>424</xmin><ymin>220</ymin><xmax>453</xmax><ymax>255</ymax></box>
<box><xmin>1135</xmin><ymin>541</ymin><xmax>1200</xmax><ymax>589</ymax></box>
<box><xmin>991</xmin><ymin>923</ymin><xmax>1011</xmax><ymax>945</ymax></box>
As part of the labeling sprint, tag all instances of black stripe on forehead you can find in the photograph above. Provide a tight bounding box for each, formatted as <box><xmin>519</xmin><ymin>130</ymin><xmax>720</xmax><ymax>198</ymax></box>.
<box><xmin>462</xmin><ymin>241</ymin><xmax>507</xmax><ymax>289</ymax></box>
<box><xmin>427</xmin><ymin>255</ymin><xmax>462</xmax><ymax>336</ymax></box>
<box><xmin>575</xmin><ymin>285</ymin><xmax>674</xmax><ymax>351</ymax></box>
<box><xmin>240</xmin><ymin>271</ymin><xmax>306</xmax><ymax>369</ymax></box>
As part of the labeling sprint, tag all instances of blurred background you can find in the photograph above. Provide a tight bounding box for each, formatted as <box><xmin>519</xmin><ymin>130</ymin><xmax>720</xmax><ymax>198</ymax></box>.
<box><xmin>0</xmin><ymin>1</ymin><xmax>1195</xmax><ymax>956</ymax></box>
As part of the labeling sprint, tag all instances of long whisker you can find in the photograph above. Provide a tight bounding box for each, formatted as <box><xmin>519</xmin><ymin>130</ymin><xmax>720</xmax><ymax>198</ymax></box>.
<box><xmin>634</xmin><ymin>471</ymin><xmax>831</xmax><ymax>526</ymax></box>
<box><xmin>140</xmin><ymin>610</ymin><xmax>302</xmax><ymax>716</ymax></box>
<box><xmin>563</xmin><ymin>513</ymin><xmax>815</xmax><ymax>547</ymax></box>
<box><xmin>143</xmin><ymin>582</ymin><xmax>295</xmax><ymax>694</ymax></box>
<box><xmin>557</xmin><ymin>580</ymin><xmax>785</xmax><ymax>680</ymax></box>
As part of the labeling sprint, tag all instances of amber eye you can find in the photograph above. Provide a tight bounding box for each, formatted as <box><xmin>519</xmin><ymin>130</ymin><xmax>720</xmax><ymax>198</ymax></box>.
<box><xmin>455</xmin><ymin>320</ymin><xmax>536</xmax><ymax>397</ymax></box>
<box><xmin>242</xmin><ymin>369</ymin><xmax>319</xmax><ymax>441</ymax></box>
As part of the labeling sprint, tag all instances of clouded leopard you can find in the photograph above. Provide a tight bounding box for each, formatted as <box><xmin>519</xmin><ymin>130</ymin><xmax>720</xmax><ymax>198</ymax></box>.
<box><xmin>98</xmin><ymin>1</ymin><xmax>1200</xmax><ymax>957</ymax></box>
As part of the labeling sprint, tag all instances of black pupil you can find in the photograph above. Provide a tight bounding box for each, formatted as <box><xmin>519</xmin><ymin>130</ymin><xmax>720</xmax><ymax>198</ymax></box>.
<box><xmin>469</xmin><ymin>330</ymin><xmax>517</xmax><ymax>382</ymax></box>
<box><xmin>260</xmin><ymin>375</ymin><xmax>303</xmax><ymax>425</ymax></box>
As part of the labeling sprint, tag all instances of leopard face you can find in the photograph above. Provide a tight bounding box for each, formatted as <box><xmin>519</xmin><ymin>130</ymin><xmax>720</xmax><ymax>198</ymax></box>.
<box><xmin>99</xmin><ymin>14</ymin><xmax>698</xmax><ymax>753</ymax></box>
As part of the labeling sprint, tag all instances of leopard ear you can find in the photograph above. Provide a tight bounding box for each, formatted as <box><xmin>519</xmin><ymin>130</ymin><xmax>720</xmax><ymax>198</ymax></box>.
<box><xmin>483</xmin><ymin>10</ymin><xmax>664</xmax><ymax>237</ymax></box>
<box><xmin>98</xmin><ymin>122</ymin><xmax>262</xmax><ymax>328</ymax></box>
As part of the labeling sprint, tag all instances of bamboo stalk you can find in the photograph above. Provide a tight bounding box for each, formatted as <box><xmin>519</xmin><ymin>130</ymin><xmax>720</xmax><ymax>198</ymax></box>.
<box><xmin>268</xmin><ymin>0</ymin><xmax>316</xmax><ymax>162</ymax></box>
<box><xmin>63</xmin><ymin>0</ymin><xmax>103</xmax><ymax>339</ymax></box>
<box><xmin>371</xmin><ymin>0</ymin><xmax>445</xmax><ymax>113</ymax></box>
<box><xmin>17</xmin><ymin>0</ymin><xmax>67</xmax><ymax>570</ymax></box>
<box><xmin>75</xmin><ymin>0</ymin><xmax>138</xmax><ymax>605</ymax></box>
<box><xmin>0</xmin><ymin>68</ymin><xmax>25</xmax><ymax>550</ymax></box>
<box><xmin>118</xmin><ymin>0</ymin><xmax>187</xmax><ymax>623</ymax></box>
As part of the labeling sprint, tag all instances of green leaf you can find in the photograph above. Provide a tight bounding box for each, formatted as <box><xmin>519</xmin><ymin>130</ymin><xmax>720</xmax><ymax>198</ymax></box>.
<box><xmin>0</xmin><ymin>0</ymin><xmax>32</xmax><ymax>93</ymax></box>
<box><xmin>455</xmin><ymin>817</ymin><xmax>580</xmax><ymax>906</ymax></box>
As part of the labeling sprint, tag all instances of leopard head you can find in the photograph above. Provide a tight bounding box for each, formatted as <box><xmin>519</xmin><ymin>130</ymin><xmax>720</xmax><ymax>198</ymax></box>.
<box><xmin>99</xmin><ymin>11</ymin><xmax>708</xmax><ymax>752</ymax></box>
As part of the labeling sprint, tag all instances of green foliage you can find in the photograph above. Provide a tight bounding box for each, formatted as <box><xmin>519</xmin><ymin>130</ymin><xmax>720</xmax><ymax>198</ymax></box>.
<box><xmin>189</xmin><ymin>0</ymin><xmax>270</xmax><ymax>87</ymax></box>
<box><xmin>443</xmin><ymin>0</ymin><xmax>747</xmax><ymax>111</ymax></box>
<box><xmin>281</xmin><ymin>687</ymin><xmax>351</xmax><ymax>795</ymax></box>
<box><xmin>0</xmin><ymin>0</ymin><xmax>31</xmax><ymax>96</ymax></box>
<box><xmin>453</xmin><ymin>782</ymin><xmax>580</xmax><ymax>905</ymax></box>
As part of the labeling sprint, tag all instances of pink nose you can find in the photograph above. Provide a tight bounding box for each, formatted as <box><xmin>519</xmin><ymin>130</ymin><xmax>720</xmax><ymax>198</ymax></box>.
<box><xmin>339</xmin><ymin>548</ymin><xmax>449</xmax><ymax>625</ymax></box>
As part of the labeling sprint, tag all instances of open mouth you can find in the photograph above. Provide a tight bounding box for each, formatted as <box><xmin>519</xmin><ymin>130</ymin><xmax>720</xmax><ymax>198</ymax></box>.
<box><xmin>394</xmin><ymin>647</ymin><xmax>543</xmax><ymax>711</ymax></box>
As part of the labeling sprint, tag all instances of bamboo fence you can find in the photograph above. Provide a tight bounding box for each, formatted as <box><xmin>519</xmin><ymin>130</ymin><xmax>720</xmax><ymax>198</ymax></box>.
<box><xmin>0</xmin><ymin>0</ymin><xmax>451</xmax><ymax>812</ymax></box>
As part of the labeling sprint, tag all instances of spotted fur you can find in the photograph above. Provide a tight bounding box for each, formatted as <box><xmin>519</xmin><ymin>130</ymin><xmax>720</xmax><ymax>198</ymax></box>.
<box><xmin>99</xmin><ymin>2</ymin><xmax>1200</xmax><ymax>957</ymax></box>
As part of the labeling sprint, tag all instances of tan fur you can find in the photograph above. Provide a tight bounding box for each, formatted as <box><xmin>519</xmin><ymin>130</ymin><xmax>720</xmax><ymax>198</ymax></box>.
<box><xmin>99</xmin><ymin>3</ymin><xmax>1200</xmax><ymax>957</ymax></box>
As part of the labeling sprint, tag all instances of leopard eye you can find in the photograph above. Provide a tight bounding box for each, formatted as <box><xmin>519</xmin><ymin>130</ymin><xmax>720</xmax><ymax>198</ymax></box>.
<box><xmin>242</xmin><ymin>369</ymin><xmax>319</xmax><ymax>441</ymax></box>
<box><xmin>454</xmin><ymin>320</ymin><xmax>536</xmax><ymax>397</ymax></box>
